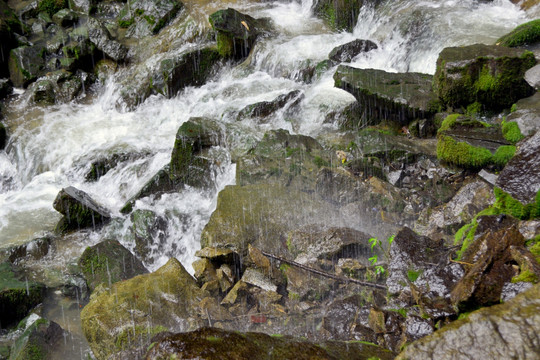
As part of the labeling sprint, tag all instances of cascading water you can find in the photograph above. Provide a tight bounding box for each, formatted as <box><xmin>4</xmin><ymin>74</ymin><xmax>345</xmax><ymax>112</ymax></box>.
<box><xmin>0</xmin><ymin>0</ymin><xmax>538</xmax><ymax>356</ymax></box>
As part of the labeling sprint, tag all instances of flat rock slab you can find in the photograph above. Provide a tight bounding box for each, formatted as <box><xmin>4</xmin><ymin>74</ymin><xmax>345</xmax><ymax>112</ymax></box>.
<box><xmin>334</xmin><ymin>65</ymin><xmax>437</xmax><ymax>125</ymax></box>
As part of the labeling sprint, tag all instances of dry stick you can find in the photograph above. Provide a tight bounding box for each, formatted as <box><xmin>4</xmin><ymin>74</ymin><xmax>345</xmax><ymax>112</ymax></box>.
<box><xmin>260</xmin><ymin>250</ymin><xmax>387</xmax><ymax>290</ymax></box>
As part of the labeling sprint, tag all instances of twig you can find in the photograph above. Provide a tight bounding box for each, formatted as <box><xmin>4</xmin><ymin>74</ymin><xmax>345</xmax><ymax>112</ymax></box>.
<box><xmin>260</xmin><ymin>250</ymin><xmax>387</xmax><ymax>290</ymax></box>
<box><xmin>449</xmin><ymin>258</ymin><xmax>474</xmax><ymax>266</ymax></box>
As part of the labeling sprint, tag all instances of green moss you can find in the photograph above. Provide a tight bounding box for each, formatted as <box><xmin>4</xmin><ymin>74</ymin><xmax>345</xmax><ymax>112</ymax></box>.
<box><xmin>510</xmin><ymin>103</ymin><xmax>517</xmax><ymax>113</ymax></box>
<box><xmin>288</xmin><ymin>292</ymin><xmax>300</xmax><ymax>301</ymax></box>
<box><xmin>215</xmin><ymin>32</ymin><xmax>234</xmax><ymax>57</ymax></box>
<box><xmin>493</xmin><ymin>145</ymin><xmax>516</xmax><ymax>167</ymax></box>
<box><xmin>313</xmin><ymin>156</ymin><xmax>328</xmax><ymax>168</ymax></box>
<box><xmin>118</xmin><ymin>18</ymin><xmax>134</xmax><ymax>28</ymax></box>
<box><xmin>438</xmin><ymin>114</ymin><xmax>460</xmax><ymax>133</ymax></box>
<box><xmin>115</xmin><ymin>325</ymin><xmax>168</xmax><ymax>351</ymax></box>
<box><xmin>455</xmin><ymin>206</ymin><xmax>500</xmax><ymax>259</ymax></box>
<box><xmin>497</xmin><ymin>19</ymin><xmax>540</xmax><ymax>47</ymax></box>
<box><xmin>37</xmin><ymin>0</ymin><xmax>67</xmax><ymax>16</ymax></box>
<box><xmin>466</xmin><ymin>102</ymin><xmax>483</xmax><ymax>115</ymax></box>
<box><xmin>501</xmin><ymin>119</ymin><xmax>524</xmax><ymax>144</ymax></box>
<box><xmin>436</xmin><ymin>135</ymin><xmax>493</xmax><ymax>169</ymax></box>
<box><xmin>407</xmin><ymin>269</ymin><xmax>422</xmax><ymax>282</ymax></box>
<box><xmin>512</xmin><ymin>270</ymin><xmax>538</xmax><ymax>283</ymax></box>
<box><xmin>135</xmin><ymin>8</ymin><xmax>144</xmax><ymax>16</ymax></box>
<box><xmin>206</xmin><ymin>336</ymin><xmax>222</xmax><ymax>342</ymax></box>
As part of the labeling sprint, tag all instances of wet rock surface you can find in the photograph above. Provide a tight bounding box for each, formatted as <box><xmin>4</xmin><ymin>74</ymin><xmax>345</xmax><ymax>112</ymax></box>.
<box><xmin>53</xmin><ymin>186</ymin><xmax>112</xmax><ymax>233</ymax></box>
<box><xmin>334</xmin><ymin>65</ymin><xmax>437</xmax><ymax>126</ymax></box>
<box><xmin>329</xmin><ymin>39</ymin><xmax>378</xmax><ymax>63</ymax></box>
<box><xmin>8</xmin><ymin>316</ymin><xmax>64</xmax><ymax>360</ymax></box>
<box><xmin>396</xmin><ymin>283</ymin><xmax>540</xmax><ymax>360</ymax></box>
<box><xmin>496</xmin><ymin>131</ymin><xmax>540</xmax><ymax>204</ymax></box>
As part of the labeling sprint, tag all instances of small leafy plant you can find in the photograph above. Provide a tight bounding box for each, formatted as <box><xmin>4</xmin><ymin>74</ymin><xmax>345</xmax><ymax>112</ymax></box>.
<box><xmin>368</xmin><ymin>235</ymin><xmax>395</xmax><ymax>275</ymax></box>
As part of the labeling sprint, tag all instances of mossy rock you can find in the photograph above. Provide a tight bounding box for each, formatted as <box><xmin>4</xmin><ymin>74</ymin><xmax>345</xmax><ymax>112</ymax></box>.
<box><xmin>334</xmin><ymin>65</ymin><xmax>438</xmax><ymax>126</ymax></box>
<box><xmin>497</xmin><ymin>19</ymin><xmax>540</xmax><ymax>47</ymax></box>
<box><xmin>200</xmin><ymin>184</ymin><xmax>341</xmax><ymax>255</ymax></box>
<box><xmin>9</xmin><ymin>316</ymin><xmax>64</xmax><ymax>360</ymax></box>
<box><xmin>313</xmin><ymin>0</ymin><xmax>371</xmax><ymax>32</ymax></box>
<box><xmin>8</xmin><ymin>46</ymin><xmax>47</xmax><ymax>88</ymax></box>
<box><xmin>237</xmin><ymin>90</ymin><xmax>304</xmax><ymax>123</ymax></box>
<box><xmin>209</xmin><ymin>8</ymin><xmax>273</xmax><ymax>59</ymax></box>
<box><xmin>78</xmin><ymin>239</ymin><xmax>148</xmax><ymax>292</ymax></box>
<box><xmin>236</xmin><ymin>129</ymin><xmax>330</xmax><ymax>191</ymax></box>
<box><xmin>117</xmin><ymin>0</ymin><xmax>183</xmax><ymax>36</ymax></box>
<box><xmin>130</xmin><ymin>209</ymin><xmax>168</xmax><ymax>262</ymax></box>
<box><xmin>80</xmin><ymin>258</ymin><xmax>207</xmax><ymax>360</ymax></box>
<box><xmin>37</xmin><ymin>0</ymin><xmax>67</xmax><ymax>17</ymax></box>
<box><xmin>433</xmin><ymin>44</ymin><xmax>536</xmax><ymax>112</ymax></box>
<box><xmin>146</xmin><ymin>327</ymin><xmax>395</xmax><ymax>359</ymax></box>
<box><xmin>0</xmin><ymin>262</ymin><xmax>45</xmax><ymax>329</ymax></box>
<box><xmin>0</xmin><ymin>0</ymin><xmax>23</xmax><ymax>78</ymax></box>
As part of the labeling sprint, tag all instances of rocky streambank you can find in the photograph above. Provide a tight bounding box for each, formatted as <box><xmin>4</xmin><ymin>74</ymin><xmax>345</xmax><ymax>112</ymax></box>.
<box><xmin>1</xmin><ymin>0</ymin><xmax>540</xmax><ymax>359</ymax></box>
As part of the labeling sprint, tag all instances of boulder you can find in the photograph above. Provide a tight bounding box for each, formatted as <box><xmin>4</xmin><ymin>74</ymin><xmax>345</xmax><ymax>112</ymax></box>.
<box><xmin>87</xmin><ymin>17</ymin><xmax>127</xmax><ymax>62</ymax></box>
<box><xmin>52</xmin><ymin>186</ymin><xmax>112</xmax><ymax>233</ymax></box>
<box><xmin>68</xmin><ymin>0</ymin><xmax>94</xmax><ymax>13</ymax></box>
<box><xmin>451</xmin><ymin>222</ymin><xmax>525</xmax><ymax>311</ymax></box>
<box><xmin>496</xmin><ymin>18</ymin><xmax>540</xmax><ymax>47</ymax></box>
<box><xmin>129</xmin><ymin>209</ymin><xmax>168</xmax><ymax>263</ymax></box>
<box><xmin>200</xmin><ymin>184</ymin><xmax>341</xmax><ymax>255</ymax></box>
<box><xmin>80</xmin><ymin>258</ymin><xmax>207</xmax><ymax>360</ymax></box>
<box><xmin>9</xmin><ymin>316</ymin><xmax>64</xmax><ymax>360</ymax></box>
<box><xmin>7</xmin><ymin>236</ymin><xmax>52</xmax><ymax>264</ymax></box>
<box><xmin>209</xmin><ymin>8</ymin><xmax>273</xmax><ymax>59</ymax></box>
<box><xmin>236</xmin><ymin>128</ymin><xmax>330</xmax><ymax>192</ymax></box>
<box><xmin>237</xmin><ymin>90</ymin><xmax>304</xmax><ymax>123</ymax></box>
<box><xmin>52</xmin><ymin>8</ymin><xmax>78</xmax><ymax>27</ymax></box>
<box><xmin>0</xmin><ymin>262</ymin><xmax>45</xmax><ymax>328</ymax></box>
<box><xmin>145</xmin><ymin>327</ymin><xmax>395</xmax><ymax>359</ymax></box>
<box><xmin>8</xmin><ymin>45</ymin><xmax>47</xmax><ymax>88</ymax></box>
<box><xmin>313</xmin><ymin>0</ymin><xmax>374</xmax><ymax>32</ymax></box>
<box><xmin>433</xmin><ymin>44</ymin><xmax>536</xmax><ymax>111</ymax></box>
<box><xmin>328</xmin><ymin>39</ymin><xmax>378</xmax><ymax>63</ymax></box>
<box><xmin>85</xmin><ymin>152</ymin><xmax>150</xmax><ymax>181</ymax></box>
<box><xmin>0</xmin><ymin>78</ymin><xmax>12</xmax><ymax>100</ymax></box>
<box><xmin>117</xmin><ymin>0</ymin><xmax>183</xmax><ymax>37</ymax></box>
<box><xmin>334</xmin><ymin>65</ymin><xmax>437</xmax><ymax>126</ymax></box>
<box><xmin>0</xmin><ymin>0</ymin><xmax>23</xmax><ymax>78</ymax></box>
<box><xmin>78</xmin><ymin>239</ymin><xmax>148</xmax><ymax>292</ymax></box>
<box><xmin>37</xmin><ymin>0</ymin><xmax>68</xmax><ymax>17</ymax></box>
<box><xmin>0</xmin><ymin>121</ymin><xmax>7</xmax><ymax>150</ymax></box>
<box><xmin>396</xmin><ymin>283</ymin><xmax>540</xmax><ymax>360</ymax></box>
<box><xmin>496</xmin><ymin>131</ymin><xmax>540</xmax><ymax>205</ymax></box>
<box><xmin>26</xmin><ymin>70</ymin><xmax>84</xmax><ymax>105</ymax></box>
<box><xmin>506</xmin><ymin>92</ymin><xmax>540</xmax><ymax>136</ymax></box>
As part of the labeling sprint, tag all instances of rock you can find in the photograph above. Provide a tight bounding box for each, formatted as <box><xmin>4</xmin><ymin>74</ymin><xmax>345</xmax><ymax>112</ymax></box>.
<box><xmin>37</xmin><ymin>0</ymin><xmax>68</xmax><ymax>17</ymax></box>
<box><xmin>192</xmin><ymin>258</ymin><xmax>216</xmax><ymax>285</ymax></box>
<box><xmin>313</xmin><ymin>0</ymin><xmax>371</xmax><ymax>32</ymax></box>
<box><xmin>321</xmin><ymin>295</ymin><xmax>375</xmax><ymax>341</ymax></box>
<box><xmin>86</xmin><ymin>152</ymin><xmax>149</xmax><ymax>181</ymax></box>
<box><xmin>117</xmin><ymin>0</ymin><xmax>183</xmax><ymax>37</ymax></box>
<box><xmin>130</xmin><ymin>209</ymin><xmax>167</xmax><ymax>263</ymax></box>
<box><xmin>507</xmin><ymin>92</ymin><xmax>540</xmax><ymax>136</ymax></box>
<box><xmin>81</xmin><ymin>258</ymin><xmax>207</xmax><ymax>360</ymax></box>
<box><xmin>500</xmin><ymin>281</ymin><xmax>533</xmax><ymax>302</ymax></box>
<box><xmin>334</xmin><ymin>65</ymin><xmax>437</xmax><ymax>126</ymax></box>
<box><xmin>52</xmin><ymin>8</ymin><xmax>78</xmax><ymax>26</ymax></box>
<box><xmin>145</xmin><ymin>327</ymin><xmax>395</xmax><ymax>360</ymax></box>
<box><xmin>8</xmin><ymin>45</ymin><xmax>47</xmax><ymax>88</ymax></box>
<box><xmin>200</xmin><ymin>184</ymin><xmax>340</xmax><ymax>255</ymax></box>
<box><xmin>0</xmin><ymin>0</ymin><xmax>23</xmax><ymax>78</ymax></box>
<box><xmin>433</xmin><ymin>44</ymin><xmax>536</xmax><ymax>111</ymax></box>
<box><xmin>387</xmin><ymin>227</ymin><xmax>463</xmax><ymax>319</ymax></box>
<box><xmin>68</xmin><ymin>0</ymin><xmax>93</xmax><ymax>13</ymax></box>
<box><xmin>0</xmin><ymin>262</ymin><xmax>45</xmax><ymax>328</ymax></box>
<box><xmin>436</xmin><ymin>114</ymin><xmax>513</xmax><ymax>170</ymax></box>
<box><xmin>524</xmin><ymin>64</ymin><xmax>540</xmax><ymax>90</ymax></box>
<box><xmin>451</xmin><ymin>224</ymin><xmax>525</xmax><ymax>311</ymax></box>
<box><xmin>7</xmin><ymin>237</ymin><xmax>52</xmax><ymax>264</ymax></box>
<box><xmin>52</xmin><ymin>186</ymin><xmax>112</xmax><ymax>233</ymax></box>
<box><xmin>496</xmin><ymin>18</ymin><xmax>540</xmax><ymax>47</ymax></box>
<box><xmin>419</xmin><ymin>180</ymin><xmax>495</xmax><ymax>237</ymax></box>
<box><xmin>195</xmin><ymin>247</ymin><xmax>238</xmax><ymax>264</ymax></box>
<box><xmin>328</xmin><ymin>39</ymin><xmax>378</xmax><ymax>63</ymax></box>
<box><xmin>237</xmin><ymin>90</ymin><xmax>304</xmax><ymax>123</ymax></box>
<box><xmin>496</xmin><ymin>131</ymin><xmax>540</xmax><ymax>205</ymax></box>
<box><xmin>26</xmin><ymin>70</ymin><xmax>84</xmax><ymax>105</ymax></box>
<box><xmin>286</xmin><ymin>225</ymin><xmax>373</xmax><ymax>264</ymax></box>
<box><xmin>169</xmin><ymin>117</ymin><xmax>225</xmax><ymax>188</ymax></box>
<box><xmin>209</xmin><ymin>8</ymin><xmax>273</xmax><ymax>59</ymax></box>
<box><xmin>78</xmin><ymin>239</ymin><xmax>148</xmax><ymax>292</ymax></box>
<box><xmin>241</xmin><ymin>267</ymin><xmax>277</xmax><ymax>292</ymax></box>
<box><xmin>236</xmin><ymin>128</ymin><xmax>330</xmax><ymax>192</ymax></box>
<box><xmin>283</xmin><ymin>265</ymin><xmax>332</xmax><ymax>301</ymax></box>
<box><xmin>87</xmin><ymin>17</ymin><xmax>127</xmax><ymax>62</ymax></box>
<box><xmin>396</xmin><ymin>283</ymin><xmax>540</xmax><ymax>360</ymax></box>
<box><xmin>0</xmin><ymin>121</ymin><xmax>7</xmax><ymax>151</ymax></box>
<box><xmin>9</xmin><ymin>316</ymin><xmax>64</xmax><ymax>360</ymax></box>
<box><xmin>0</xmin><ymin>78</ymin><xmax>13</xmax><ymax>100</ymax></box>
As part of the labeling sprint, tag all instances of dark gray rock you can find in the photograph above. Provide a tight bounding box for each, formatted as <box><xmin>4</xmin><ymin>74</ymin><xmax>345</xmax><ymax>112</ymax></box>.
<box><xmin>0</xmin><ymin>0</ymin><xmax>23</xmax><ymax>78</ymax></box>
<box><xmin>9</xmin><ymin>317</ymin><xmax>64</xmax><ymax>359</ymax></box>
<box><xmin>118</xmin><ymin>0</ymin><xmax>183</xmax><ymax>37</ymax></box>
<box><xmin>328</xmin><ymin>39</ymin><xmax>377</xmax><ymax>63</ymax></box>
<box><xmin>52</xmin><ymin>8</ymin><xmax>79</xmax><ymax>27</ymax></box>
<box><xmin>0</xmin><ymin>78</ymin><xmax>12</xmax><ymax>100</ymax></box>
<box><xmin>209</xmin><ymin>8</ymin><xmax>273</xmax><ymax>59</ymax></box>
<box><xmin>313</xmin><ymin>0</ymin><xmax>376</xmax><ymax>32</ymax></box>
<box><xmin>53</xmin><ymin>186</ymin><xmax>112</xmax><ymax>233</ymax></box>
<box><xmin>8</xmin><ymin>45</ymin><xmax>47</xmax><ymax>87</ymax></box>
<box><xmin>496</xmin><ymin>131</ymin><xmax>540</xmax><ymax>204</ymax></box>
<box><xmin>78</xmin><ymin>239</ymin><xmax>148</xmax><ymax>292</ymax></box>
<box><xmin>7</xmin><ymin>237</ymin><xmax>52</xmax><ymax>264</ymax></box>
<box><xmin>396</xmin><ymin>283</ymin><xmax>540</xmax><ymax>360</ymax></box>
<box><xmin>506</xmin><ymin>92</ymin><xmax>540</xmax><ymax>136</ymax></box>
<box><xmin>237</xmin><ymin>90</ymin><xmax>304</xmax><ymax>123</ymax></box>
<box><xmin>87</xmin><ymin>17</ymin><xmax>127</xmax><ymax>62</ymax></box>
<box><xmin>130</xmin><ymin>209</ymin><xmax>168</xmax><ymax>263</ymax></box>
<box><xmin>334</xmin><ymin>65</ymin><xmax>437</xmax><ymax>126</ymax></box>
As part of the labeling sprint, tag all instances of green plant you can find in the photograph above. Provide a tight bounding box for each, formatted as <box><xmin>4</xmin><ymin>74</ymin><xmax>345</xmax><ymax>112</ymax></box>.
<box><xmin>497</xmin><ymin>19</ymin><xmax>540</xmax><ymax>47</ymax></box>
<box><xmin>501</xmin><ymin>119</ymin><xmax>524</xmax><ymax>144</ymax></box>
<box><xmin>367</xmin><ymin>235</ymin><xmax>395</xmax><ymax>275</ymax></box>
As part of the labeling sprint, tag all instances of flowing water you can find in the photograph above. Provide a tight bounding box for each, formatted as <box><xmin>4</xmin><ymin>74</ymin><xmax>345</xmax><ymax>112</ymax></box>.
<box><xmin>0</xmin><ymin>0</ymin><xmax>537</xmax><ymax>356</ymax></box>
